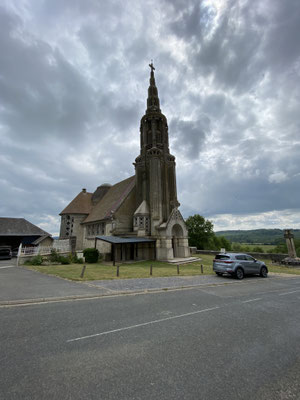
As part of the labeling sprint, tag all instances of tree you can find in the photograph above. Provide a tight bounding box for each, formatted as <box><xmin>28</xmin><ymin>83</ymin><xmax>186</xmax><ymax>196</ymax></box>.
<box><xmin>185</xmin><ymin>214</ymin><xmax>231</xmax><ymax>251</ymax></box>
<box><xmin>185</xmin><ymin>214</ymin><xmax>215</xmax><ymax>250</ymax></box>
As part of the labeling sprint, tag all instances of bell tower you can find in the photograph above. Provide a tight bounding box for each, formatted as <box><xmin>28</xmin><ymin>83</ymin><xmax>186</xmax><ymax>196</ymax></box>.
<box><xmin>134</xmin><ymin>63</ymin><xmax>178</xmax><ymax>234</ymax></box>
<box><xmin>133</xmin><ymin>64</ymin><xmax>189</xmax><ymax>259</ymax></box>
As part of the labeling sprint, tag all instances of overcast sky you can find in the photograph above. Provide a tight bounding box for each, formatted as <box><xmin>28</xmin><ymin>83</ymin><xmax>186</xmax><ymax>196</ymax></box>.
<box><xmin>1</xmin><ymin>0</ymin><xmax>300</xmax><ymax>235</ymax></box>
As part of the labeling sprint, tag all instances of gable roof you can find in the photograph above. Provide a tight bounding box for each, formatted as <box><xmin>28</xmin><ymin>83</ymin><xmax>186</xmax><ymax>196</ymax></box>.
<box><xmin>0</xmin><ymin>218</ymin><xmax>51</xmax><ymax>237</ymax></box>
<box><xmin>134</xmin><ymin>200</ymin><xmax>150</xmax><ymax>215</ymax></box>
<box><xmin>60</xmin><ymin>190</ymin><xmax>93</xmax><ymax>215</ymax></box>
<box><xmin>83</xmin><ymin>176</ymin><xmax>135</xmax><ymax>224</ymax></box>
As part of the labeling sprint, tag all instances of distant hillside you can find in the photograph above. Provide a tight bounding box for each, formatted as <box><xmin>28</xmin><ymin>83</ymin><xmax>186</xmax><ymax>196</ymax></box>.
<box><xmin>215</xmin><ymin>229</ymin><xmax>300</xmax><ymax>244</ymax></box>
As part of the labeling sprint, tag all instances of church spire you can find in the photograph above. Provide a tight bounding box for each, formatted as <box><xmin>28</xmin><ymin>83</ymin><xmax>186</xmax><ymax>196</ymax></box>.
<box><xmin>146</xmin><ymin>62</ymin><xmax>161</xmax><ymax>114</ymax></box>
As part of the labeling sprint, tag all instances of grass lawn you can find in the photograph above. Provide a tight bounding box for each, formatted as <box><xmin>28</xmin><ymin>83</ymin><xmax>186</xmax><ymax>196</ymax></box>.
<box><xmin>25</xmin><ymin>254</ymin><xmax>300</xmax><ymax>281</ymax></box>
<box><xmin>26</xmin><ymin>254</ymin><xmax>215</xmax><ymax>281</ymax></box>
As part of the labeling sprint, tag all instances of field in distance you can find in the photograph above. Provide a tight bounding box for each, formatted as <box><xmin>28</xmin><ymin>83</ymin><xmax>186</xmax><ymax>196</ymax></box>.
<box><xmin>236</xmin><ymin>243</ymin><xmax>276</xmax><ymax>252</ymax></box>
<box><xmin>216</xmin><ymin>228</ymin><xmax>300</xmax><ymax>245</ymax></box>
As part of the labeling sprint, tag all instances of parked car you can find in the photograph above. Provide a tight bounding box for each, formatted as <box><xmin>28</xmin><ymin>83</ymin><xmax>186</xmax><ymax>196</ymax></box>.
<box><xmin>0</xmin><ymin>246</ymin><xmax>12</xmax><ymax>260</ymax></box>
<box><xmin>213</xmin><ymin>253</ymin><xmax>268</xmax><ymax>280</ymax></box>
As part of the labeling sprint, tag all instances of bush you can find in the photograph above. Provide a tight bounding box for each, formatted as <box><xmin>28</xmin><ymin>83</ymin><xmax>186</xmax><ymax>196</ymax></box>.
<box><xmin>252</xmin><ymin>246</ymin><xmax>264</xmax><ymax>253</ymax></box>
<box><xmin>70</xmin><ymin>253</ymin><xmax>82</xmax><ymax>263</ymax></box>
<box><xmin>49</xmin><ymin>249</ymin><xmax>61</xmax><ymax>263</ymax></box>
<box><xmin>59</xmin><ymin>256</ymin><xmax>70</xmax><ymax>265</ymax></box>
<box><xmin>30</xmin><ymin>255</ymin><xmax>43</xmax><ymax>265</ymax></box>
<box><xmin>83</xmin><ymin>248</ymin><xmax>99</xmax><ymax>263</ymax></box>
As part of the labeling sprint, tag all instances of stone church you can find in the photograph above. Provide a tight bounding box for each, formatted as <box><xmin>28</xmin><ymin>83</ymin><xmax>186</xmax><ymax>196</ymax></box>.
<box><xmin>59</xmin><ymin>64</ymin><xmax>190</xmax><ymax>261</ymax></box>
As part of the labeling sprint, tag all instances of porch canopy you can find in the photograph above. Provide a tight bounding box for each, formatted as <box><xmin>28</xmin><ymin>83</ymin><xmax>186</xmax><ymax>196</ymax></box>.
<box><xmin>94</xmin><ymin>235</ymin><xmax>156</xmax><ymax>264</ymax></box>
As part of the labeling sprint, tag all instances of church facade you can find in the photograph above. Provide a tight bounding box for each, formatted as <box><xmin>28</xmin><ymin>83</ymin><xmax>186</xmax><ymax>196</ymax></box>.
<box><xmin>59</xmin><ymin>65</ymin><xmax>190</xmax><ymax>261</ymax></box>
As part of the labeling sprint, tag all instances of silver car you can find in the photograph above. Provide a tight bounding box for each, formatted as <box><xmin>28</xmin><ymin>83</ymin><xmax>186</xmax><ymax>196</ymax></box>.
<box><xmin>213</xmin><ymin>253</ymin><xmax>268</xmax><ymax>280</ymax></box>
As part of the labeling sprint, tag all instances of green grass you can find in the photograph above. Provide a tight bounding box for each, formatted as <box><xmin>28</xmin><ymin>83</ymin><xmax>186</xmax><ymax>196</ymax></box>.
<box><xmin>25</xmin><ymin>253</ymin><xmax>300</xmax><ymax>281</ymax></box>
<box><xmin>25</xmin><ymin>255</ymin><xmax>214</xmax><ymax>281</ymax></box>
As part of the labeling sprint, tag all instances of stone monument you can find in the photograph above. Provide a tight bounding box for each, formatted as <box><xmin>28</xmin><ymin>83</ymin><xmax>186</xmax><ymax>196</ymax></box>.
<box><xmin>284</xmin><ymin>229</ymin><xmax>297</xmax><ymax>258</ymax></box>
<box><xmin>282</xmin><ymin>229</ymin><xmax>300</xmax><ymax>266</ymax></box>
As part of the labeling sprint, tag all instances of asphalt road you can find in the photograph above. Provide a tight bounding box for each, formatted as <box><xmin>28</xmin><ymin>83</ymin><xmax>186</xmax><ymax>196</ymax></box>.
<box><xmin>0</xmin><ymin>259</ymin><xmax>107</xmax><ymax>302</ymax></box>
<box><xmin>1</xmin><ymin>275</ymin><xmax>300</xmax><ymax>399</ymax></box>
<box><xmin>0</xmin><ymin>258</ymin><xmax>251</xmax><ymax>303</ymax></box>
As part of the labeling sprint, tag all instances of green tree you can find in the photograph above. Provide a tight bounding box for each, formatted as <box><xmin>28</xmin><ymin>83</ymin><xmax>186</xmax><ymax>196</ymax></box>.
<box><xmin>186</xmin><ymin>215</ymin><xmax>214</xmax><ymax>249</ymax></box>
<box><xmin>215</xmin><ymin>235</ymin><xmax>232</xmax><ymax>251</ymax></box>
<box><xmin>185</xmin><ymin>215</ymin><xmax>231</xmax><ymax>251</ymax></box>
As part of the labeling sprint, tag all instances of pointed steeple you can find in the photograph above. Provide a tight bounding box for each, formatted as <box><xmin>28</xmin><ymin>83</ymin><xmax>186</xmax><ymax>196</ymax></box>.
<box><xmin>146</xmin><ymin>62</ymin><xmax>161</xmax><ymax>114</ymax></box>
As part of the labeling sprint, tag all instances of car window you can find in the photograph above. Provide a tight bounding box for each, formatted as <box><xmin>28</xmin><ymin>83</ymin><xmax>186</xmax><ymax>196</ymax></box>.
<box><xmin>235</xmin><ymin>255</ymin><xmax>246</xmax><ymax>260</ymax></box>
<box><xmin>215</xmin><ymin>255</ymin><xmax>230</xmax><ymax>260</ymax></box>
<box><xmin>245</xmin><ymin>255</ymin><xmax>254</xmax><ymax>261</ymax></box>
<box><xmin>0</xmin><ymin>249</ymin><xmax>10</xmax><ymax>256</ymax></box>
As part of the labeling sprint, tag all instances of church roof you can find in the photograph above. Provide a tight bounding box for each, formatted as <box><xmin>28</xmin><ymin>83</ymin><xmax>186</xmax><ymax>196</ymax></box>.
<box><xmin>60</xmin><ymin>189</ymin><xmax>93</xmax><ymax>215</ymax></box>
<box><xmin>83</xmin><ymin>176</ymin><xmax>135</xmax><ymax>224</ymax></box>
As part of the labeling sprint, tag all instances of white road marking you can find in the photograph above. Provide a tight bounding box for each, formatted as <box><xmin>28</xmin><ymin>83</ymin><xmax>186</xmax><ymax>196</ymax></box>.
<box><xmin>67</xmin><ymin>306</ymin><xmax>220</xmax><ymax>343</ymax></box>
<box><xmin>0</xmin><ymin>266</ymin><xmax>15</xmax><ymax>269</ymax></box>
<box><xmin>279</xmin><ymin>290</ymin><xmax>300</xmax><ymax>296</ymax></box>
<box><xmin>242</xmin><ymin>298</ymin><xmax>262</xmax><ymax>303</ymax></box>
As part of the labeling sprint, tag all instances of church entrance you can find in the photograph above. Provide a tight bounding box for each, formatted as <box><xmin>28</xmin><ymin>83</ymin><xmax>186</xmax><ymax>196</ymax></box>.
<box><xmin>171</xmin><ymin>224</ymin><xmax>184</xmax><ymax>258</ymax></box>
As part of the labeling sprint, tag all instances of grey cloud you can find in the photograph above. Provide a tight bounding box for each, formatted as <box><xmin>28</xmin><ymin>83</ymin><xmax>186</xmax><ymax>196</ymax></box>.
<box><xmin>263</xmin><ymin>0</ymin><xmax>300</xmax><ymax>71</ymax></box>
<box><xmin>166</xmin><ymin>0</ymin><xmax>300</xmax><ymax>95</ymax></box>
<box><xmin>0</xmin><ymin>6</ymin><xmax>96</xmax><ymax>144</ymax></box>
<box><xmin>170</xmin><ymin>116</ymin><xmax>210</xmax><ymax>159</ymax></box>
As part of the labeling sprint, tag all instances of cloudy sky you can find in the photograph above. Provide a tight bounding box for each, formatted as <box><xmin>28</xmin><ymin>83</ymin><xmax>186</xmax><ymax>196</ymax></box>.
<box><xmin>1</xmin><ymin>0</ymin><xmax>300</xmax><ymax>235</ymax></box>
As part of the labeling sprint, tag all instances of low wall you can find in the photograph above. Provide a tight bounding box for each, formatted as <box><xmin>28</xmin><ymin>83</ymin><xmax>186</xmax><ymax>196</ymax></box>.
<box><xmin>18</xmin><ymin>251</ymin><xmax>70</xmax><ymax>266</ymax></box>
<box><xmin>196</xmin><ymin>250</ymin><xmax>288</xmax><ymax>262</ymax></box>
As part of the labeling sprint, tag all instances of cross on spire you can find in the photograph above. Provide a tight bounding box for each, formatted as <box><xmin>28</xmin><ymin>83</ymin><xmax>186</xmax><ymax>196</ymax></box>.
<box><xmin>149</xmin><ymin>61</ymin><xmax>155</xmax><ymax>72</ymax></box>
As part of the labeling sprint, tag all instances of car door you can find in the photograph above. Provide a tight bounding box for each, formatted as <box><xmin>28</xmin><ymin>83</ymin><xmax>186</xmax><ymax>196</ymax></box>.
<box><xmin>245</xmin><ymin>255</ymin><xmax>259</xmax><ymax>274</ymax></box>
<box><xmin>235</xmin><ymin>255</ymin><xmax>249</xmax><ymax>272</ymax></box>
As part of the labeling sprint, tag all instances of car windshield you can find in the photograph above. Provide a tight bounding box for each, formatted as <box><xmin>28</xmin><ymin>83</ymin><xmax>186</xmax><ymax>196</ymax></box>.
<box><xmin>215</xmin><ymin>255</ymin><xmax>230</xmax><ymax>260</ymax></box>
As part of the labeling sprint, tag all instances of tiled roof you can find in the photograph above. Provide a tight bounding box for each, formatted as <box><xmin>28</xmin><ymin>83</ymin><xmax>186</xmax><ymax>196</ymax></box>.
<box><xmin>0</xmin><ymin>218</ymin><xmax>51</xmax><ymax>236</ymax></box>
<box><xmin>83</xmin><ymin>176</ymin><xmax>135</xmax><ymax>224</ymax></box>
<box><xmin>60</xmin><ymin>191</ymin><xmax>93</xmax><ymax>215</ymax></box>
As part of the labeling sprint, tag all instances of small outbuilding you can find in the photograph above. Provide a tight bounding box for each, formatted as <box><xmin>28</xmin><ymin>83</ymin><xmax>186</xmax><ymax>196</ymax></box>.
<box><xmin>0</xmin><ymin>217</ymin><xmax>53</xmax><ymax>251</ymax></box>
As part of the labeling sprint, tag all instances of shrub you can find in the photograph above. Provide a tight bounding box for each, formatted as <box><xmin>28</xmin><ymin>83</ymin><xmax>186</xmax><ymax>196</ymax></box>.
<box><xmin>59</xmin><ymin>256</ymin><xmax>70</xmax><ymax>265</ymax></box>
<box><xmin>252</xmin><ymin>246</ymin><xmax>264</xmax><ymax>253</ymax></box>
<box><xmin>30</xmin><ymin>255</ymin><xmax>43</xmax><ymax>265</ymax></box>
<box><xmin>49</xmin><ymin>249</ymin><xmax>61</xmax><ymax>263</ymax></box>
<box><xmin>83</xmin><ymin>248</ymin><xmax>99</xmax><ymax>263</ymax></box>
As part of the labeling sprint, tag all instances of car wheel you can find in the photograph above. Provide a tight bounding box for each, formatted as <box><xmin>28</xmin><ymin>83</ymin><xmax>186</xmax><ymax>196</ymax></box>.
<box><xmin>260</xmin><ymin>266</ymin><xmax>268</xmax><ymax>278</ymax></box>
<box><xmin>236</xmin><ymin>267</ymin><xmax>244</xmax><ymax>280</ymax></box>
<box><xmin>216</xmin><ymin>272</ymin><xmax>222</xmax><ymax>276</ymax></box>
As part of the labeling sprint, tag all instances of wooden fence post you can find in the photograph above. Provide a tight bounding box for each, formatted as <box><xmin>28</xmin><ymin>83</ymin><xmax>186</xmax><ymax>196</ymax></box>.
<box><xmin>117</xmin><ymin>265</ymin><xmax>119</xmax><ymax>277</ymax></box>
<box><xmin>80</xmin><ymin>265</ymin><xmax>86</xmax><ymax>278</ymax></box>
<box><xmin>177</xmin><ymin>264</ymin><xmax>180</xmax><ymax>275</ymax></box>
<box><xmin>201</xmin><ymin>264</ymin><xmax>203</xmax><ymax>273</ymax></box>
<box><xmin>150</xmin><ymin>264</ymin><xmax>153</xmax><ymax>276</ymax></box>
